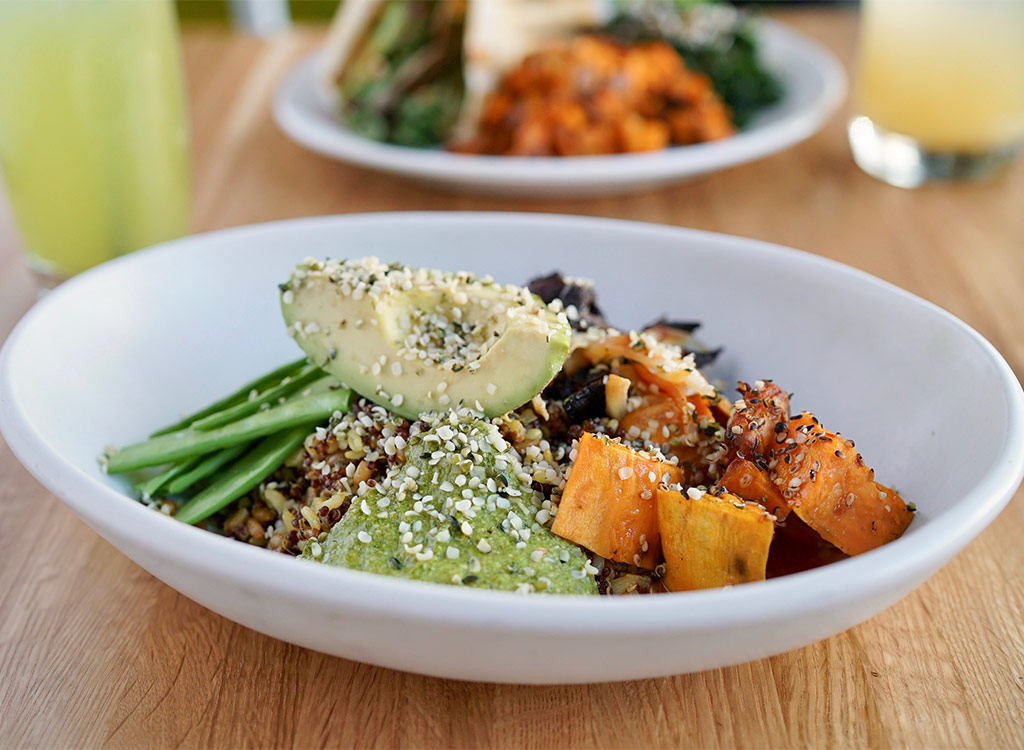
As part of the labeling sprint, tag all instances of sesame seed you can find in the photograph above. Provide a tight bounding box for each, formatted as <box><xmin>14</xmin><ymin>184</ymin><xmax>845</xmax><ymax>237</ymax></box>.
<box><xmin>357</xmin><ymin>530</ymin><xmax>372</xmax><ymax>544</ymax></box>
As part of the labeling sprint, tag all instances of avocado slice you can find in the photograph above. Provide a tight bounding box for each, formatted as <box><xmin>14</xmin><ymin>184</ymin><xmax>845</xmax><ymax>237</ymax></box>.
<box><xmin>303</xmin><ymin>409</ymin><xmax>598</xmax><ymax>595</ymax></box>
<box><xmin>281</xmin><ymin>258</ymin><xmax>572</xmax><ymax>420</ymax></box>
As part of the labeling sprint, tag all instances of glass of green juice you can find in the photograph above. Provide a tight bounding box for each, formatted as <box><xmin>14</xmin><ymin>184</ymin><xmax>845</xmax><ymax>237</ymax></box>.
<box><xmin>0</xmin><ymin>0</ymin><xmax>191</xmax><ymax>283</ymax></box>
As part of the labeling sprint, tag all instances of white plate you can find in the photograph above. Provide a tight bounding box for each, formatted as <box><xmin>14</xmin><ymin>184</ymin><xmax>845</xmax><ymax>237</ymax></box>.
<box><xmin>273</xmin><ymin>20</ymin><xmax>846</xmax><ymax>197</ymax></box>
<box><xmin>2</xmin><ymin>213</ymin><xmax>1022</xmax><ymax>684</ymax></box>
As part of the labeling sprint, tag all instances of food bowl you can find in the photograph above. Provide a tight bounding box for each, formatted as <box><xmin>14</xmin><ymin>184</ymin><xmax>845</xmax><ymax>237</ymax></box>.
<box><xmin>2</xmin><ymin>213</ymin><xmax>1021</xmax><ymax>683</ymax></box>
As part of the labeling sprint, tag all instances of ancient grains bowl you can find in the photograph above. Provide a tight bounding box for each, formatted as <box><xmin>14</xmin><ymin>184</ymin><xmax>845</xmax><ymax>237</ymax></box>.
<box><xmin>1</xmin><ymin>213</ymin><xmax>1022</xmax><ymax>683</ymax></box>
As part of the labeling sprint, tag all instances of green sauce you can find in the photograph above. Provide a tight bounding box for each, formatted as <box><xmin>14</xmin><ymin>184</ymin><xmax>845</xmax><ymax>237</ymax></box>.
<box><xmin>304</xmin><ymin>411</ymin><xmax>597</xmax><ymax>595</ymax></box>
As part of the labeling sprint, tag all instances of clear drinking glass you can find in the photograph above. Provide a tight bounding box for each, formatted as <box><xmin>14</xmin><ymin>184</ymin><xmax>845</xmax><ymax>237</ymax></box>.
<box><xmin>848</xmin><ymin>0</ymin><xmax>1024</xmax><ymax>188</ymax></box>
<box><xmin>0</xmin><ymin>0</ymin><xmax>191</xmax><ymax>284</ymax></box>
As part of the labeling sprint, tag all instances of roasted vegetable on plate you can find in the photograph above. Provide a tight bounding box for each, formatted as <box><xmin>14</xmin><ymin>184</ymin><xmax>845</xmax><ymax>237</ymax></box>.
<box><xmin>316</xmin><ymin>0</ymin><xmax>782</xmax><ymax>154</ymax></box>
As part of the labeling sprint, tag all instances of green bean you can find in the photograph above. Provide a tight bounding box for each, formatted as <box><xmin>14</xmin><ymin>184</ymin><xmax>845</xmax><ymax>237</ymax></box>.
<box><xmin>135</xmin><ymin>455</ymin><xmax>205</xmax><ymax>499</ymax></box>
<box><xmin>190</xmin><ymin>365</ymin><xmax>326</xmax><ymax>431</ymax></box>
<box><xmin>165</xmin><ymin>443</ymin><xmax>251</xmax><ymax>495</ymax></box>
<box><xmin>175</xmin><ymin>425</ymin><xmax>314</xmax><ymax>525</ymax></box>
<box><xmin>106</xmin><ymin>385</ymin><xmax>351</xmax><ymax>473</ymax></box>
<box><xmin>149</xmin><ymin>356</ymin><xmax>308</xmax><ymax>436</ymax></box>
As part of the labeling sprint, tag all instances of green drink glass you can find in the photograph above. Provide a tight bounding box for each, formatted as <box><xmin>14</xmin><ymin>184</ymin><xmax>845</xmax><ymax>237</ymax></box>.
<box><xmin>0</xmin><ymin>0</ymin><xmax>191</xmax><ymax>283</ymax></box>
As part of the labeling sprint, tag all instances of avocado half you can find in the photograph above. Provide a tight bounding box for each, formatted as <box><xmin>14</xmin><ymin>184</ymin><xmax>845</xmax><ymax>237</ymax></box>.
<box><xmin>281</xmin><ymin>257</ymin><xmax>571</xmax><ymax>420</ymax></box>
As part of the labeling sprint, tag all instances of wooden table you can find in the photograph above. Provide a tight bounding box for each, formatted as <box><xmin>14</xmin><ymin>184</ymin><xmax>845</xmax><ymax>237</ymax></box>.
<box><xmin>2</xmin><ymin>8</ymin><xmax>1023</xmax><ymax>748</ymax></box>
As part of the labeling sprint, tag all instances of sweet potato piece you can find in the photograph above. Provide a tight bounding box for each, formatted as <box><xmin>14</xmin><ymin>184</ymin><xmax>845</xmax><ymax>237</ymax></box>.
<box><xmin>553</xmin><ymin>433</ymin><xmax>683</xmax><ymax>568</ymax></box>
<box><xmin>619</xmin><ymin>397</ymin><xmax>704</xmax><ymax>476</ymax></box>
<box><xmin>723</xmin><ymin>380</ymin><xmax>790</xmax><ymax>464</ymax></box>
<box><xmin>657</xmin><ymin>486</ymin><xmax>776</xmax><ymax>591</ymax></box>
<box><xmin>718</xmin><ymin>458</ymin><xmax>789</xmax><ymax>520</ymax></box>
<box><xmin>772</xmin><ymin>412</ymin><xmax>913</xmax><ymax>555</ymax></box>
<box><xmin>618</xmin><ymin>113</ymin><xmax>670</xmax><ymax>152</ymax></box>
<box><xmin>620</xmin><ymin>397</ymin><xmax>685</xmax><ymax>442</ymax></box>
<box><xmin>633</xmin><ymin>364</ymin><xmax>715</xmax><ymax>421</ymax></box>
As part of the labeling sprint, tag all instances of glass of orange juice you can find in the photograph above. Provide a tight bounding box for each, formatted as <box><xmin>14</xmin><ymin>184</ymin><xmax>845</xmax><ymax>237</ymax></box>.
<box><xmin>0</xmin><ymin>0</ymin><xmax>191</xmax><ymax>284</ymax></box>
<box><xmin>848</xmin><ymin>0</ymin><xmax>1024</xmax><ymax>188</ymax></box>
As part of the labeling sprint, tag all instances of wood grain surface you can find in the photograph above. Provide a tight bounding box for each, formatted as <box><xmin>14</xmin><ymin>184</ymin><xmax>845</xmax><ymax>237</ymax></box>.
<box><xmin>2</xmin><ymin>8</ymin><xmax>1023</xmax><ymax>749</ymax></box>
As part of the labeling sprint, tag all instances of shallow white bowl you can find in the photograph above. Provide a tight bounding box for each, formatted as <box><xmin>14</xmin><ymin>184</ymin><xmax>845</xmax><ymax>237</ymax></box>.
<box><xmin>273</xmin><ymin>20</ymin><xmax>846</xmax><ymax>197</ymax></box>
<box><xmin>2</xmin><ymin>213</ymin><xmax>1022</xmax><ymax>684</ymax></box>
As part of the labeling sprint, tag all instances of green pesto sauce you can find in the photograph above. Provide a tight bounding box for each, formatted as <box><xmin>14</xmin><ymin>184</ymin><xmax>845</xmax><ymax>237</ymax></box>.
<box><xmin>304</xmin><ymin>413</ymin><xmax>597</xmax><ymax>595</ymax></box>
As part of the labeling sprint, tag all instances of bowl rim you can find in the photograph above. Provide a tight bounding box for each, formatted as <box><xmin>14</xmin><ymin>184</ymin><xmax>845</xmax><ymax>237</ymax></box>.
<box><xmin>2</xmin><ymin>211</ymin><xmax>1022</xmax><ymax>634</ymax></box>
<box><xmin>271</xmin><ymin>19</ymin><xmax>848</xmax><ymax>186</ymax></box>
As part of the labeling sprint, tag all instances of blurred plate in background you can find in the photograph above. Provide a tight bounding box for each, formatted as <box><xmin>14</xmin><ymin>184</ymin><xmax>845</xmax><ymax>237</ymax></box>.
<box><xmin>273</xmin><ymin>19</ymin><xmax>846</xmax><ymax>197</ymax></box>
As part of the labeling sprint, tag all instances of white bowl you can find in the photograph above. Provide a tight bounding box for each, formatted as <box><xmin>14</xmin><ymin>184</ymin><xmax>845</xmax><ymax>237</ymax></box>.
<box><xmin>272</xmin><ymin>20</ymin><xmax>846</xmax><ymax>197</ymax></box>
<box><xmin>1</xmin><ymin>213</ymin><xmax>1021</xmax><ymax>684</ymax></box>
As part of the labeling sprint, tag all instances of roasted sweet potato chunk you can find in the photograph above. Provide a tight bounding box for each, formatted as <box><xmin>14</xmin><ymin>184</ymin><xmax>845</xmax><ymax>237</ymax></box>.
<box><xmin>657</xmin><ymin>486</ymin><xmax>776</xmax><ymax>591</ymax></box>
<box><xmin>453</xmin><ymin>35</ymin><xmax>734</xmax><ymax>156</ymax></box>
<box><xmin>771</xmin><ymin>412</ymin><xmax>913</xmax><ymax>555</ymax></box>
<box><xmin>553</xmin><ymin>432</ymin><xmax>683</xmax><ymax>568</ymax></box>
<box><xmin>723</xmin><ymin>380</ymin><xmax>790</xmax><ymax>464</ymax></box>
<box><xmin>619</xmin><ymin>397</ymin><xmax>709</xmax><ymax>483</ymax></box>
<box><xmin>718</xmin><ymin>458</ymin><xmax>789</xmax><ymax>520</ymax></box>
<box><xmin>619</xmin><ymin>397</ymin><xmax>686</xmax><ymax>443</ymax></box>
